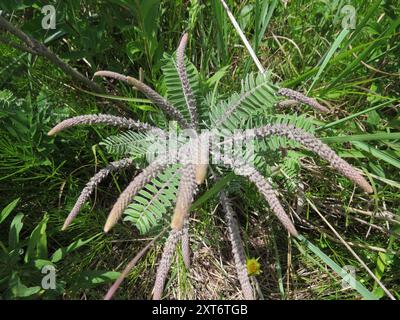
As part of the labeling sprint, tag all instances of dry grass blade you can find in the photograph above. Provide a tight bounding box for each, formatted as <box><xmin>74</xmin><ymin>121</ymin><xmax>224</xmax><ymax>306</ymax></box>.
<box><xmin>219</xmin><ymin>0</ymin><xmax>265</xmax><ymax>73</ymax></box>
<box><xmin>306</xmin><ymin>197</ymin><xmax>396</xmax><ymax>300</ymax></box>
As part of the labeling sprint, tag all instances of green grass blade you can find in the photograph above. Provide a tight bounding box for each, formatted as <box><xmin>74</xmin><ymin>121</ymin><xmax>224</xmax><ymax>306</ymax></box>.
<box><xmin>0</xmin><ymin>198</ymin><xmax>20</xmax><ymax>224</ymax></box>
<box><xmin>342</xmin><ymin>0</ymin><xmax>383</xmax><ymax>48</ymax></box>
<box><xmin>271</xmin><ymin>230</ymin><xmax>285</xmax><ymax>299</ymax></box>
<box><xmin>77</xmin><ymin>87</ymin><xmax>152</xmax><ymax>104</ymax></box>
<box><xmin>326</xmin><ymin>16</ymin><xmax>400</xmax><ymax>91</ymax></box>
<box><xmin>254</xmin><ymin>0</ymin><xmax>278</xmax><ymax>51</ymax></box>
<box><xmin>367</xmin><ymin>172</ymin><xmax>400</xmax><ymax>189</ymax></box>
<box><xmin>295</xmin><ymin>235</ymin><xmax>379</xmax><ymax>300</ymax></box>
<box><xmin>282</xmin><ymin>34</ymin><xmax>394</xmax><ymax>88</ymax></box>
<box><xmin>352</xmin><ymin>141</ymin><xmax>400</xmax><ymax>169</ymax></box>
<box><xmin>321</xmin><ymin>132</ymin><xmax>400</xmax><ymax>144</ymax></box>
<box><xmin>316</xmin><ymin>100</ymin><xmax>395</xmax><ymax>131</ymax></box>
<box><xmin>308</xmin><ymin>28</ymin><xmax>350</xmax><ymax>92</ymax></box>
<box><xmin>190</xmin><ymin>172</ymin><xmax>235</xmax><ymax>211</ymax></box>
<box><xmin>212</xmin><ymin>0</ymin><xmax>229</xmax><ymax>64</ymax></box>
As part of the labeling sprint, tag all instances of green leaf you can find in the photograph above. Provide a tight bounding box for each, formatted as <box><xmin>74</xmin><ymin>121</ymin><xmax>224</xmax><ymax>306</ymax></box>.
<box><xmin>206</xmin><ymin>65</ymin><xmax>230</xmax><ymax>87</ymax></box>
<box><xmin>211</xmin><ymin>72</ymin><xmax>276</xmax><ymax>130</ymax></box>
<box><xmin>24</xmin><ymin>213</ymin><xmax>49</xmax><ymax>263</ymax></box>
<box><xmin>342</xmin><ymin>0</ymin><xmax>383</xmax><ymax>48</ymax></box>
<box><xmin>374</xmin><ymin>252</ymin><xmax>388</xmax><ymax>281</ymax></box>
<box><xmin>326</xmin><ymin>16</ymin><xmax>400</xmax><ymax>91</ymax></box>
<box><xmin>366</xmin><ymin>110</ymin><xmax>381</xmax><ymax>126</ymax></box>
<box><xmin>191</xmin><ymin>172</ymin><xmax>235</xmax><ymax>211</ymax></box>
<box><xmin>33</xmin><ymin>259</ymin><xmax>55</xmax><ymax>270</ymax></box>
<box><xmin>366</xmin><ymin>172</ymin><xmax>400</xmax><ymax>189</ymax></box>
<box><xmin>101</xmin><ymin>130</ymin><xmax>156</xmax><ymax>158</ymax></box>
<box><xmin>124</xmin><ymin>165</ymin><xmax>181</xmax><ymax>234</ymax></box>
<box><xmin>8</xmin><ymin>213</ymin><xmax>24</xmax><ymax>251</ymax></box>
<box><xmin>70</xmin><ymin>270</ymin><xmax>120</xmax><ymax>290</ymax></box>
<box><xmin>162</xmin><ymin>53</ymin><xmax>203</xmax><ymax>123</ymax></box>
<box><xmin>50</xmin><ymin>234</ymin><xmax>100</xmax><ymax>263</ymax></box>
<box><xmin>8</xmin><ymin>272</ymin><xmax>41</xmax><ymax>298</ymax></box>
<box><xmin>254</xmin><ymin>0</ymin><xmax>278</xmax><ymax>52</ymax></box>
<box><xmin>0</xmin><ymin>198</ymin><xmax>20</xmax><ymax>224</ymax></box>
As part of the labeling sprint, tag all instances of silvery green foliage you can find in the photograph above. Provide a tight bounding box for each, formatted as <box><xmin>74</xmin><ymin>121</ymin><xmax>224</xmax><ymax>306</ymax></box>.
<box><xmin>211</xmin><ymin>72</ymin><xmax>276</xmax><ymax>130</ymax></box>
<box><xmin>101</xmin><ymin>130</ymin><xmax>159</xmax><ymax>159</ymax></box>
<box><xmin>104</xmin><ymin>156</ymin><xmax>170</xmax><ymax>233</ymax></box>
<box><xmin>48</xmin><ymin>32</ymin><xmax>372</xmax><ymax>300</ymax></box>
<box><xmin>162</xmin><ymin>52</ymin><xmax>204</xmax><ymax>124</ymax></box>
<box><xmin>124</xmin><ymin>165</ymin><xmax>182</xmax><ymax>234</ymax></box>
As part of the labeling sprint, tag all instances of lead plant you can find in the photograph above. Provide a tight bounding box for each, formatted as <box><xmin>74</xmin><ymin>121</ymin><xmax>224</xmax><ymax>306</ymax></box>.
<box><xmin>48</xmin><ymin>33</ymin><xmax>372</xmax><ymax>300</ymax></box>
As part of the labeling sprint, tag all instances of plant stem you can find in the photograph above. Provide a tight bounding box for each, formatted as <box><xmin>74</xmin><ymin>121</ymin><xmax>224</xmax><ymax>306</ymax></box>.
<box><xmin>0</xmin><ymin>15</ymin><xmax>103</xmax><ymax>93</ymax></box>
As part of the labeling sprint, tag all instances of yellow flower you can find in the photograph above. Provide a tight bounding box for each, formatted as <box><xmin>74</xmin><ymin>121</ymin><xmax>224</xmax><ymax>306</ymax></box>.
<box><xmin>246</xmin><ymin>257</ymin><xmax>262</xmax><ymax>276</ymax></box>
